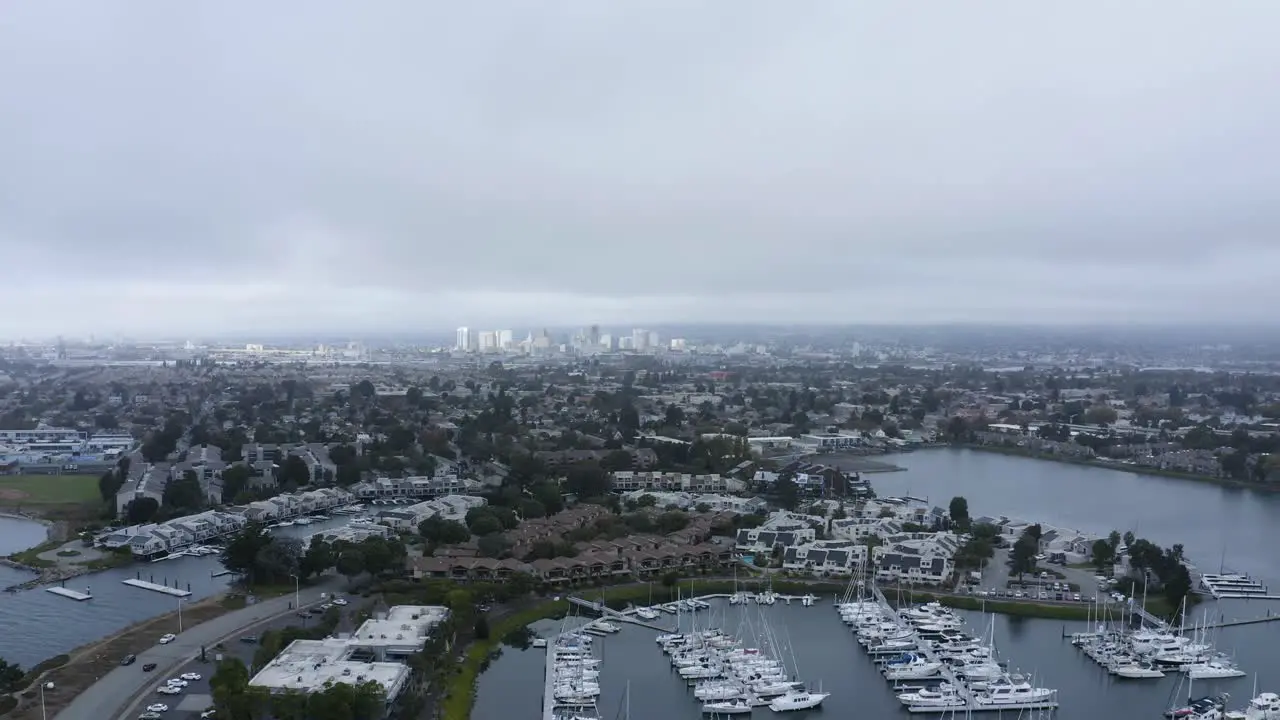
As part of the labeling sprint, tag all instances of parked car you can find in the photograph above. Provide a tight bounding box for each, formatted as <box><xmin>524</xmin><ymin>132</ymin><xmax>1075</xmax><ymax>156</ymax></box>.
<box><xmin>142</xmin><ymin>663</ymin><xmax>157</xmax><ymax>672</ymax></box>
<box><xmin>239</xmin><ymin>635</ymin><xmax>258</xmax><ymax>644</ymax></box>
<box><xmin>121</xmin><ymin>654</ymin><xmax>137</xmax><ymax>666</ymax></box>
<box><xmin>158</xmin><ymin>634</ymin><xmax>176</xmax><ymax>644</ymax></box>
<box><xmin>146</xmin><ymin>704</ymin><xmax>169</xmax><ymax>713</ymax></box>
<box><xmin>139</xmin><ymin>713</ymin><xmax>162</xmax><ymax>720</ymax></box>
<box><xmin>181</xmin><ymin>672</ymin><xmax>202</xmax><ymax>681</ymax></box>
<box><xmin>157</xmin><ymin>686</ymin><xmax>181</xmax><ymax>696</ymax></box>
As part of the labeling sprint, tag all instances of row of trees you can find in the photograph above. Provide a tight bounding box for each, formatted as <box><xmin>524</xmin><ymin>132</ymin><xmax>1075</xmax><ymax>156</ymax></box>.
<box><xmin>220</xmin><ymin>524</ymin><xmax>406</xmax><ymax>587</ymax></box>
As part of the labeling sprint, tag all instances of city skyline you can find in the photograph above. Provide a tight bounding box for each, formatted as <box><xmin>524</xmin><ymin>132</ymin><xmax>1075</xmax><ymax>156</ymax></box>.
<box><xmin>3</xmin><ymin>3</ymin><xmax>1280</xmax><ymax>336</ymax></box>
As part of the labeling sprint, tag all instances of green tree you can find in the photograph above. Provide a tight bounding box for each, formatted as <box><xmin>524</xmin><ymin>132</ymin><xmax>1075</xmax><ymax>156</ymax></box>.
<box><xmin>336</xmin><ymin>548</ymin><xmax>365</xmax><ymax>585</ymax></box>
<box><xmin>125</xmin><ymin>496</ymin><xmax>159</xmax><ymax>524</ymax></box>
<box><xmin>164</xmin><ymin>470</ymin><xmax>206</xmax><ymax>510</ymax></box>
<box><xmin>220</xmin><ymin>464</ymin><xmax>252</xmax><ymax>504</ymax></box>
<box><xmin>948</xmin><ymin>496</ymin><xmax>970</xmax><ymax>531</ymax></box>
<box><xmin>98</xmin><ymin>469</ymin><xmax>124</xmax><ymax>503</ymax></box>
<box><xmin>1010</xmin><ymin>536</ymin><xmax>1038</xmax><ymax>580</ymax></box>
<box><xmin>0</xmin><ymin>657</ymin><xmax>24</xmax><ymax>693</ymax></box>
<box><xmin>279</xmin><ymin>455</ymin><xmax>312</xmax><ymax>487</ymax></box>
<box><xmin>221</xmin><ymin>523</ymin><xmax>275</xmax><ymax>581</ymax></box>
<box><xmin>419</xmin><ymin>516</ymin><xmax>470</xmax><ymax>545</ymax></box>
<box><xmin>474</xmin><ymin>615</ymin><xmax>490</xmax><ymax>640</ymax></box>
<box><xmin>1091</xmin><ymin>539</ymin><xmax>1115</xmax><ymax>569</ymax></box>
<box><xmin>300</xmin><ymin>539</ymin><xmax>334</xmax><ymax>579</ymax></box>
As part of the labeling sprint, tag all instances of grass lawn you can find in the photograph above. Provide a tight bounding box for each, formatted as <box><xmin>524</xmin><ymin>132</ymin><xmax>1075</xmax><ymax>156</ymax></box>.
<box><xmin>0</xmin><ymin>474</ymin><xmax>101</xmax><ymax>505</ymax></box>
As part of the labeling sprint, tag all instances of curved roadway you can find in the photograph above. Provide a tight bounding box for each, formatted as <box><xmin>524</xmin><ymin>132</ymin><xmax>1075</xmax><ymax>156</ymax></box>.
<box><xmin>56</xmin><ymin>579</ymin><xmax>342</xmax><ymax>720</ymax></box>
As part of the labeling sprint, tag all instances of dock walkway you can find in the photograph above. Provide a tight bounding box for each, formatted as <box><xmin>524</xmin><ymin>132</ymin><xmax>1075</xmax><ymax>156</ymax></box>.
<box><xmin>122</xmin><ymin>579</ymin><xmax>191</xmax><ymax>597</ymax></box>
<box><xmin>566</xmin><ymin>596</ymin><xmax>675</xmax><ymax>633</ymax></box>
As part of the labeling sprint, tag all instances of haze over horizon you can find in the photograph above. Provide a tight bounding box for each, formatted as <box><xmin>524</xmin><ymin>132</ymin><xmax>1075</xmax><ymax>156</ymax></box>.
<box><xmin>3</xmin><ymin>2</ymin><xmax>1279</xmax><ymax>337</ymax></box>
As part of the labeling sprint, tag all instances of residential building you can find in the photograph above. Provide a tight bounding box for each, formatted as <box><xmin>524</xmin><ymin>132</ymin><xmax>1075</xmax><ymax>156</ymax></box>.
<box><xmin>375</xmin><ymin>494</ymin><xmax>486</xmax><ymax>530</ymax></box>
<box><xmin>115</xmin><ymin>462</ymin><xmax>172</xmax><ymax>517</ymax></box>
<box><xmin>350</xmin><ymin>474</ymin><xmax>473</xmax><ymax>501</ymax></box>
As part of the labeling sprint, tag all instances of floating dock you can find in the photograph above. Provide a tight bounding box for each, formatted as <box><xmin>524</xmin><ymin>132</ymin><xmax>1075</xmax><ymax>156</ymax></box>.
<box><xmin>46</xmin><ymin>586</ymin><xmax>92</xmax><ymax>601</ymax></box>
<box><xmin>122</xmin><ymin>579</ymin><xmax>192</xmax><ymax>597</ymax></box>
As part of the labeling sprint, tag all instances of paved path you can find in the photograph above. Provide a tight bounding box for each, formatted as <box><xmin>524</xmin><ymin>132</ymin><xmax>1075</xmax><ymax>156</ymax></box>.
<box><xmin>57</xmin><ymin>579</ymin><xmax>342</xmax><ymax>720</ymax></box>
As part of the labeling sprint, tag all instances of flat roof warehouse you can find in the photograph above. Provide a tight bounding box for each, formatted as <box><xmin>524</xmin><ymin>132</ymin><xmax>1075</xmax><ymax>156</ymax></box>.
<box><xmin>249</xmin><ymin>605</ymin><xmax>449</xmax><ymax>703</ymax></box>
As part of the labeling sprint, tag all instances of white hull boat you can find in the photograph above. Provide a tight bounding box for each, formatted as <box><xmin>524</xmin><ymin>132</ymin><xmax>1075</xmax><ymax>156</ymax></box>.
<box><xmin>769</xmin><ymin>691</ymin><xmax>829</xmax><ymax>712</ymax></box>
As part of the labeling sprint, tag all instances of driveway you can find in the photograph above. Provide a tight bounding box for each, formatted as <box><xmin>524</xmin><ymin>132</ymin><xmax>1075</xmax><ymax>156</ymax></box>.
<box><xmin>56</xmin><ymin>579</ymin><xmax>346</xmax><ymax>720</ymax></box>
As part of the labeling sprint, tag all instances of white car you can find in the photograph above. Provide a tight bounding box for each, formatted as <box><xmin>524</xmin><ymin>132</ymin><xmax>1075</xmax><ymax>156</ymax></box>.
<box><xmin>157</xmin><ymin>686</ymin><xmax>181</xmax><ymax>696</ymax></box>
<box><xmin>332</xmin><ymin>598</ymin><xmax>348</xmax><ymax>606</ymax></box>
<box><xmin>158</xmin><ymin>634</ymin><xmax>176</xmax><ymax>644</ymax></box>
<box><xmin>166</xmin><ymin>678</ymin><xmax>188</xmax><ymax>687</ymax></box>
<box><xmin>200</xmin><ymin>711</ymin><xmax>217</xmax><ymax>719</ymax></box>
<box><xmin>146</xmin><ymin>703</ymin><xmax>169</xmax><ymax>713</ymax></box>
<box><xmin>180</xmin><ymin>672</ymin><xmax>202</xmax><ymax>681</ymax></box>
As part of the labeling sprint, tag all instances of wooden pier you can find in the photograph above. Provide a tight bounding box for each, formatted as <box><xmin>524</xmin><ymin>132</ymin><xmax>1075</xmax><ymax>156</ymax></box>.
<box><xmin>122</xmin><ymin>578</ymin><xmax>192</xmax><ymax>597</ymax></box>
<box><xmin>46</xmin><ymin>586</ymin><xmax>92</xmax><ymax>601</ymax></box>
<box><xmin>566</xmin><ymin>596</ymin><xmax>675</xmax><ymax>633</ymax></box>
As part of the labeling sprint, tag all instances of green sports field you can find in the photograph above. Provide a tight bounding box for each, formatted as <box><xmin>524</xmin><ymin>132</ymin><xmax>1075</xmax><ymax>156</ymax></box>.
<box><xmin>0</xmin><ymin>473</ymin><xmax>102</xmax><ymax>505</ymax></box>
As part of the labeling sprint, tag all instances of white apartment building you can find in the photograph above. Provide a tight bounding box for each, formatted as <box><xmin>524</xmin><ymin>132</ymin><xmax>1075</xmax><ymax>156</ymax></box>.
<box><xmin>375</xmin><ymin>494</ymin><xmax>486</xmax><ymax>530</ymax></box>
<box><xmin>100</xmin><ymin>510</ymin><xmax>248</xmax><ymax>557</ymax></box>
<box><xmin>455</xmin><ymin>327</ymin><xmax>472</xmax><ymax>352</ymax></box>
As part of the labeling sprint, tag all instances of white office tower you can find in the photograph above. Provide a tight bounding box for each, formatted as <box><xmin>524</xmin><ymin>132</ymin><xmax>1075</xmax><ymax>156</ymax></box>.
<box><xmin>478</xmin><ymin>331</ymin><xmax>497</xmax><ymax>352</ymax></box>
<box><xmin>648</xmin><ymin>331</ymin><xmax>660</xmax><ymax>350</ymax></box>
<box><xmin>455</xmin><ymin>327</ymin><xmax>471</xmax><ymax>352</ymax></box>
<box><xmin>669</xmin><ymin>338</ymin><xmax>687</xmax><ymax>351</ymax></box>
<box><xmin>631</xmin><ymin>328</ymin><xmax>648</xmax><ymax>351</ymax></box>
<box><xmin>599</xmin><ymin>333</ymin><xmax>613</xmax><ymax>350</ymax></box>
<box><xmin>496</xmin><ymin>329</ymin><xmax>513</xmax><ymax>350</ymax></box>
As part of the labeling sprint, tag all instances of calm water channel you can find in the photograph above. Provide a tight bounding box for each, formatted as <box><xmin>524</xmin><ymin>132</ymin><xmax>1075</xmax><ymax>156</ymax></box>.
<box><xmin>474</xmin><ymin>449</ymin><xmax>1280</xmax><ymax>720</ymax></box>
<box><xmin>0</xmin><ymin>513</ymin><xmax>362</xmax><ymax>668</ymax></box>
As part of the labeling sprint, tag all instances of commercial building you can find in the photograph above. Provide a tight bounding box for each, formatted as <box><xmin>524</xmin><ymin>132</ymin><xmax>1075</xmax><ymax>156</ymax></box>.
<box><xmin>249</xmin><ymin>605</ymin><xmax>450</xmax><ymax>707</ymax></box>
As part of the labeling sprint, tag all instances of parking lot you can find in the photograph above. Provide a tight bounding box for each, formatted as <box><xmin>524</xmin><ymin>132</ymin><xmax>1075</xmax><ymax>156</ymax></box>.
<box><xmin>125</xmin><ymin>596</ymin><xmax>361</xmax><ymax>720</ymax></box>
<box><xmin>970</xmin><ymin>547</ymin><xmax>1124</xmax><ymax>605</ymax></box>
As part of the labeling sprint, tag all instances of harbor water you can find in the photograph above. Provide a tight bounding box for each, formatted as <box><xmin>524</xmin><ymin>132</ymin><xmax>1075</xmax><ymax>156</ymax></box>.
<box><xmin>0</xmin><ymin>513</ymin><xmax>360</xmax><ymax>667</ymax></box>
<box><xmin>474</xmin><ymin>599</ymin><xmax>1280</xmax><ymax>720</ymax></box>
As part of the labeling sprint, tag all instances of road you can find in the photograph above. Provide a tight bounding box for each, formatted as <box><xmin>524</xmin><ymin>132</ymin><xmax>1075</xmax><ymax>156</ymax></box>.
<box><xmin>56</xmin><ymin>579</ymin><xmax>343</xmax><ymax>720</ymax></box>
<box><xmin>115</xmin><ymin>592</ymin><xmax>373</xmax><ymax>720</ymax></box>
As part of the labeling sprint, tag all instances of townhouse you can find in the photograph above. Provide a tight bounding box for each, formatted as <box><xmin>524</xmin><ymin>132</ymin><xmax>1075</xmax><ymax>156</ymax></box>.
<box><xmin>350</xmin><ymin>474</ymin><xmax>472</xmax><ymax>501</ymax></box>
<box><xmin>611</xmin><ymin>471</ymin><xmax>733</xmax><ymax>493</ymax></box>
<box><xmin>873</xmin><ymin>533</ymin><xmax>961</xmax><ymax>586</ymax></box>
<box><xmin>100</xmin><ymin>510</ymin><xmax>248</xmax><ymax>558</ymax></box>
<box><xmin>244</xmin><ymin>487</ymin><xmax>354</xmax><ymax>522</ymax></box>
<box><xmin>170</xmin><ymin>443</ymin><xmax>227</xmax><ymax>504</ymax></box>
<box><xmin>115</xmin><ymin>461</ymin><xmax>171</xmax><ymax>517</ymax></box>
<box><xmin>782</xmin><ymin>541</ymin><xmax>868</xmax><ymax>576</ymax></box>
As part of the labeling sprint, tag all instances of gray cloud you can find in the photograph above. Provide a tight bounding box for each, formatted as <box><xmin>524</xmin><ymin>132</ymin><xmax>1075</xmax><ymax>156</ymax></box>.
<box><xmin>2</xmin><ymin>1</ymin><xmax>1279</xmax><ymax>337</ymax></box>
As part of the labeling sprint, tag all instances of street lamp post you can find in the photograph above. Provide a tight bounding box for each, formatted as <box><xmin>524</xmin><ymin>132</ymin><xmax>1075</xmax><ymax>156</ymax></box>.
<box><xmin>40</xmin><ymin>681</ymin><xmax>52</xmax><ymax>720</ymax></box>
<box><xmin>290</xmin><ymin>573</ymin><xmax>300</xmax><ymax>610</ymax></box>
<box><xmin>178</xmin><ymin>597</ymin><xmax>183</xmax><ymax>633</ymax></box>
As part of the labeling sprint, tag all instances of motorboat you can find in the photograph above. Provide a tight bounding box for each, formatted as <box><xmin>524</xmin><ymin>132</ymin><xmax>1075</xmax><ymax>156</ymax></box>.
<box><xmin>1225</xmin><ymin>692</ymin><xmax>1280</xmax><ymax>720</ymax></box>
<box><xmin>1187</xmin><ymin>661</ymin><xmax>1247</xmax><ymax>680</ymax></box>
<box><xmin>1165</xmin><ymin>694</ymin><xmax>1229</xmax><ymax>719</ymax></box>
<box><xmin>768</xmin><ymin>690</ymin><xmax>829</xmax><ymax>712</ymax></box>
<box><xmin>898</xmin><ymin>684</ymin><xmax>966</xmax><ymax>708</ymax></box>
<box><xmin>634</xmin><ymin>607</ymin><xmax>660</xmax><ymax>621</ymax></box>
<box><xmin>970</xmin><ymin>675</ymin><xmax>1056</xmax><ymax>706</ymax></box>
<box><xmin>701</xmin><ymin>697</ymin><xmax>753</xmax><ymax>715</ymax></box>
<box><xmin>1112</xmin><ymin>660</ymin><xmax>1165</xmax><ymax>679</ymax></box>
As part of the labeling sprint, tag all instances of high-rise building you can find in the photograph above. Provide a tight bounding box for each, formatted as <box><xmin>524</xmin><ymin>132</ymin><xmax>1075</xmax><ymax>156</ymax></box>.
<box><xmin>455</xmin><ymin>327</ymin><xmax>471</xmax><ymax>352</ymax></box>
<box><xmin>589</xmin><ymin>324</ymin><xmax>601</xmax><ymax>346</ymax></box>
<box><xmin>478</xmin><ymin>331</ymin><xmax>498</xmax><ymax>352</ymax></box>
<box><xmin>497</xmin><ymin>329</ymin><xmax>513</xmax><ymax>349</ymax></box>
<box><xmin>631</xmin><ymin>328</ymin><xmax>648</xmax><ymax>352</ymax></box>
<box><xmin>599</xmin><ymin>333</ymin><xmax>613</xmax><ymax>350</ymax></box>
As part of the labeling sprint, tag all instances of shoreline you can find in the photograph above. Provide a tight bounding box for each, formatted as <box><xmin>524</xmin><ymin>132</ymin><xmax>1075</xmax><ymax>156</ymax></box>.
<box><xmin>904</xmin><ymin>443</ymin><xmax>1280</xmax><ymax>492</ymax></box>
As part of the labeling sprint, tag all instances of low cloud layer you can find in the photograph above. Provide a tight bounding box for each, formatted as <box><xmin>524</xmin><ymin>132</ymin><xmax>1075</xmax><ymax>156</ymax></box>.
<box><xmin>3</xmin><ymin>2</ymin><xmax>1279</xmax><ymax>337</ymax></box>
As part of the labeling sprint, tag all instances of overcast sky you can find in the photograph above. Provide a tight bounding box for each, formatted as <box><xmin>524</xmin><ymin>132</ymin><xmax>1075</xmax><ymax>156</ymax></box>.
<box><xmin>3</xmin><ymin>2</ymin><xmax>1279</xmax><ymax>338</ymax></box>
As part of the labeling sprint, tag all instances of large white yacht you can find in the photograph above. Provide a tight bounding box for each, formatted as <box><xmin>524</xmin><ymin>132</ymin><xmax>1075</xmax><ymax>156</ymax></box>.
<box><xmin>970</xmin><ymin>675</ymin><xmax>1057</xmax><ymax>707</ymax></box>
<box><xmin>1225</xmin><ymin>692</ymin><xmax>1280</xmax><ymax>720</ymax></box>
<box><xmin>768</xmin><ymin>690</ymin><xmax>829</xmax><ymax>712</ymax></box>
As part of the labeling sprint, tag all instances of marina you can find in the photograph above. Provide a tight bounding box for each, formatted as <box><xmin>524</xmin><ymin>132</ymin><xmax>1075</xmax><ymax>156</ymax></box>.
<box><xmin>849</xmin><ymin>581</ymin><xmax>1059</xmax><ymax>714</ymax></box>
<box><xmin>46</xmin><ymin>586</ymin><xmax>92</xmax><ymax>601</ymax></box>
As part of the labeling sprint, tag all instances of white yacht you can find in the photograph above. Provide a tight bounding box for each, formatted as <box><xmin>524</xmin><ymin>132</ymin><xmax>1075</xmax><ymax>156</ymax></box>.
<box><xmin>1187</xmin><ymin>661</ymin><xmax>1247</xmax><ymax>680</ymax></box>
<box><xmin>768</xmin><ymin>690</ymin><xmax>829</xmax><ymax>712</ymax></box>
<box><xmin>1225</xmin><ymin>692</ymin><xmax>1280</xmax><ymax>720</ymax></box>
<box><xmin>1112</xmin><ymin>660</ymin><xmax>1165</xmax><ymax>679</ymax></box>
<box><xmin>634</xmin><ymin>607</ymin><xmax>660</xmax><ymax>621</ymax></box>
<box><xmin>970</xmin><ymin>675</ymin><xmax>1056</xmax><ymax>707</ymax></box>
<box><xmin>898</xmin><ymin>684</ymin><xmax>966</xmax><ymax>708</ymax></box>
<box><xmin>701</xmin><ymin>697</ymin><xmax>753</xmax><ymax>715</ymax></box>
